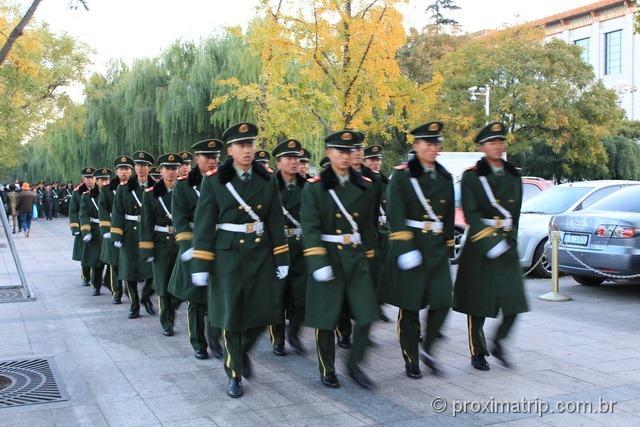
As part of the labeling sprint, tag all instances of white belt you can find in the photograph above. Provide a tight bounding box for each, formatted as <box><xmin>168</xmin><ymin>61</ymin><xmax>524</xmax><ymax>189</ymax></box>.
<box><xmin>285</xmin><ymin>227</ymin><xmax>302</xmax><ymax>238</ymax></box>
<box><xmin>217</xmin><ymin>221</ymin><xmax>264</xmax><ymax>234</ymax></box>
<box><xmin>90</xmin><ymin>217</ymin><xmax>100</xmax><ymax>224</ymax></box>
<box><xmin>154</xmin><ymin>225</ymin><xmax>176</xmax><ymax>234</ymax></box>
<box><xmin>481</xmin><ymin>218</ymin><xmax>513</xmax><ymax>229</ymax></box>
<box><xmin>378</xmin><ymin>215</ymin><xmax>387</xmax><ymax>225</ymax></box>
<box><xmin>321</xmin><ymin>232</ymin><xmax>361</xmax><ymax>245</ymax></box>
<box><xmin>405</xmin><ymin>219</ymin><xmax>443</xmax><ymax>233</ymax></box>
<box><xmin>125</xmin><ymin>214</ymin><xmax>140</xmax><ymax>222</ymax></box>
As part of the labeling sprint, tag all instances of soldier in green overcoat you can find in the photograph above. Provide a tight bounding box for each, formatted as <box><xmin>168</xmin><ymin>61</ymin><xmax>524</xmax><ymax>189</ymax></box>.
<box><xmin>268</xmin><ymin>139</ymin><xmax>308</xmax><ymax>357</ymax></box>
<box><xmin>139</xmin><ymin>153</ymin><xmax>183</xmax><ymax>336</ymax></box>
<box><xmin>299</xmin><ymin>148</ymin><xmax>312</xmax><ymax>178</ymax></box>
<box><xmin>378</xmin><ymin>122</ymin><xmax>455</xmax><ymax>379</ymax></box>
<box><xmin>190</xmin><ymin>123</ymin><xmax>290</xmax><ymax>398</ymax></box>
<box><xmin>110</xmin><ymin>151</ymin><xmax>156</xmax><ymax>319</ymax></box>
<box><xmin>169</xmin><ymin>140</ymin><xmax>223</xmax><ymax>360</ymax></box>
<box><xmin>99</xmin><ymin>156</ymin><xmax>133</xmax><ymax>304</ymax></box>
<box><xmin>363</xmin><ymin>145</ymin><xmax>390</xmax><ymax>282</ymax></box>
<box><xmin>80</xmin><ymin>168</ymin><xmax>111</xmax><ymax>296</ymax></box>
<box><xmin>69</xmin><ymin>168</ymin><xmax>95</xmax><ymax>287</ymax></box>
<box><xmin>178</xmin><ymin>151</ymin><xmax>193</xmax><ymax>179</ymax></box>
<box><xmin>453</xmin><ymin>122</ymin><xmax>528</xmax><ymax>371</ymax></box>
<box><xmin>301</xmin><ymin>130</ymin><xmax>380</xmax><ymax>390</ymax></box>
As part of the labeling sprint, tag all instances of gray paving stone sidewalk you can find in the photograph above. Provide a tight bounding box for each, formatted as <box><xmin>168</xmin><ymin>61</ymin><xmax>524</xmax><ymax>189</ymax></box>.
<box><xmin>1</xmin><ymin>218</ymin><xmax>640</xmax><ymax>426</ymax></box>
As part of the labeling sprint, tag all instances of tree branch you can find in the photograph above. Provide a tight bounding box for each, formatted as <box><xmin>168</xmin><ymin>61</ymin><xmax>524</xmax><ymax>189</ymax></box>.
<box><xmin>0</xmin><ymin>0</ymin><xmax>44</xmax><ymax>67</ymax></box>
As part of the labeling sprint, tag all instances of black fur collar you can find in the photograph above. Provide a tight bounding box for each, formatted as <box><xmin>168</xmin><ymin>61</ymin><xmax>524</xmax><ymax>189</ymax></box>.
<box><xmin>475</xmin><ymin>157</ymin><xmax>521</xmax><ymax>177</ymax></box>
<box><xmin>75</xmin><ymin>183</ymin><xmax>88</xmax><ymax>194</ymax></box>
<box><xmin>109</xmin><ymin>179</ymin><xmax>120</xmax><ymax>191</ymax></box>
<box><xmin>90</xmin><ymin>186</ymin><xmax>100</xmax><ymax>197</ymax></box>
<box><xmin>187</xmin><ymin>166</ymin><xmax>202</xmax><ymax>187</ymax></box>
<box><xmin>374</xmin><ymin>171</ymin><xmax>389</xmax><ymax>184</ymax></box>
<box><xmin>218</xmin><ymin>158</ymin><xmax>271</xmax><ymax>185</ymax></box>
<box><xmin>127</xmin><ymin>175</ymin><xmax>155</xmax><ymax>191</ymax></box>
<box><xmin>320</xmin><ymin>166</ymin><xmax>367</xmax><ymax>191</ymax></box>
<box><xmin>276</xmin><ymin>170</ymin><xmax>306</xmax><ymax>190</ymax></box>
<box><xmin>407</xmin><ymin>157</ymin><xmax>452</xmax><ymax>180</ymax></box>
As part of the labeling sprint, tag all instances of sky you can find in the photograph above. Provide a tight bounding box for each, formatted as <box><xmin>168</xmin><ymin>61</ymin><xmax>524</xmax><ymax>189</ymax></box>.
<box><xmin>14</xmin><ymin>0</ymin><xmax>596</xmax><ymax>74</ymax></box>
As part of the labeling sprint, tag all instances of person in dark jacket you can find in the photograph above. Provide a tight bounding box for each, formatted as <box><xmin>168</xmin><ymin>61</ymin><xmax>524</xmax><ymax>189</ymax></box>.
<box><xmin>18</xmin><ymin>183</ymin><xmax>36</xmax><ymax>237</ymax></box>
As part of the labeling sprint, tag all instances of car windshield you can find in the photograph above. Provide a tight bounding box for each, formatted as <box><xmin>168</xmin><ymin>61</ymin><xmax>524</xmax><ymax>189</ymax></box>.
<box><xmin>586</xmin><ymin>186</ymin><xmax>640</xmax><ymax>213</ymax></box>
<box><xmin>521</xmin><ymin>186</ymin><xmax>592</xmax><ymax>214</ymax></box>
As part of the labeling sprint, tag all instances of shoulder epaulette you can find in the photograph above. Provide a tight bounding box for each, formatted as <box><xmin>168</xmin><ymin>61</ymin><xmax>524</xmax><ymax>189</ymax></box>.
<box><xmin>74</xmin><ymin>185</ymin><xmax>81</xmax><ymax>191</ymax></box>
<box><xmin>83</xmin><ymin>191</ymin><xmax>89</xmax><ymax>195</ymax></box>
<box><xmin>394</xmin><ymin>163</ymin><xmax>408</xmax><ymax>170</ymax></box>
<box><xmin>145</xmin><ymin>186</ymin><xmax>154</xmax><ymax>192</ymax></box>
<box><xmin>307</xmin><ymin>176</ymin><xmax>320</xmax><ymax>183</ymax></box>
<box><xmin>363</xmin><ymin>176</ymin><xmax>372</xmax><ymax>182</ymax></box>
<box><xmin>177</xmin><ymin>176</ymin><xmax>187</xmax><ymax>181</ymax></box>
<box><xmin>205</xmin><ymin>170</ymin><xmax>217</xmax><ymax>177</ymax></box>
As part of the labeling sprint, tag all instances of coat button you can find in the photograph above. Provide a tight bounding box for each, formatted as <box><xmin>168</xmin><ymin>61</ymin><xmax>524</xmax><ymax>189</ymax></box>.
<box><xmin>133</xmin><ymin>226</ymin><xmax>137</xmax><ymax>230</ymax></box>
<box><xmin>239</xmin><ymin>239</ymin><xmax>245</xmax><ymax>244</ymax></box>
<box><xmin>257</xmin><ymin>204</ymin><xmax>262</xmax><ymax>209</ymax></box>
<box><xmin>336</xmin><ymin>213</ymin><xmax>342</xmax><ymax>218</ymax></box>
<box><xmin>336</xmin><ymin>229</ymin><xmax>342</xmax><ymax>234</ymax></box>
<box><xmin>337</xmin><ymin>245</ymin><xmax>343</xmax><ymax>250</ymax></box>
<box><xmin>255</xmin><ymin>237</ymin><xmax>261</xmax><ymax>243</ymax></box>
<box><xmin>423</xmin><ymin>215</ymin><xmax>428</xmax><ymax>219</ymax></box>
<box><xmin>353</xmin><ymin>212</ymin><xmax>359</xmax><ymax>218</ymax></box>
<box><xmin>492</xmin><ymin>233</ymin><xmax>497</xmax><ymax>237</ymax></box>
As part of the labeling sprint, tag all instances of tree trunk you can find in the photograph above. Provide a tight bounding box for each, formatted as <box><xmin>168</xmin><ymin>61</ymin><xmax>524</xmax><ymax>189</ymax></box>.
<box><xmin>0</xmin><ymin>0</ymin><xmax>44</xmax><ymax>68</ymax></box>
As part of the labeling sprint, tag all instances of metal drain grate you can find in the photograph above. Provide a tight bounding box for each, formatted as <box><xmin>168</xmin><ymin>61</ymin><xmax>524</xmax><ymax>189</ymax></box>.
<box><xmin>0</xmin><ymin>358</ymin><xmax>68</xmax><ymax>408</ymax></box>
<box><xmin>0</xmin><ymin>287</ymin><xmax>28</xmax><ymax>303</ymax></box>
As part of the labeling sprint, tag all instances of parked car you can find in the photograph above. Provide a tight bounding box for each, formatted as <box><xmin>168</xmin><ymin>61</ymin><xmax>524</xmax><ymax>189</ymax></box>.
<box><xmin>451</xmin><ymin>177</ymin><xmax>554</xmax><ymax>263</ymax></box>
<box><xmin>549</xmin><ymin>185</ymin><xmax>640</xmax><ymax>286</ymax></box>
<box><xmin>518</xmin><ymin>180</ymin><xmax>639</xmax><ymax>277</ymax></box>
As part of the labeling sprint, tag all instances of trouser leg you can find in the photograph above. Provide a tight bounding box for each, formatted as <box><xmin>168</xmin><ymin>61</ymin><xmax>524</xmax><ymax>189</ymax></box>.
<box><xmin>91</xmin><ymin>263</ymin><xmax>104</xmax><ymax>290</ymax></box>
<box><xmin>269</xmin><ymin>324</ymin><xmax>285</xmax><ymax>347</ymax></box>
<box><xmin>222</xmin><ymin>330</ymin><xmax>242</xmax><ymax>379</ymax></box>
<box><xmin>398</xmin><ymin>309</ymin><xmax>419</xmax><ymax>366</ymax></box>
<box><xmin>82</xmin><ymin>266</ymin><xmax>91</xmax><ymax>282</ymax></box>
<box><xmin>127</xmin><ymin>281</ymin><xmax>140</xmax><ymax>312</ymax></box>
<box><xmin>188</xmin><ymin>301</ymin><xmax>207</xmax><ymax>352</ymax></box>
<box><xmin>158</xmin><ymin>295</ymin><xmax>176</xmax><ymax>330</ymax></box>
<box><xmin>288</xmin><ymin>301</ymin><xmax>304</xmax><ymax>340</ymax></box>
<box><xmin>335</xmin><ymin>307</ymin><xmax>352</xmax><ymax>341</ymax></box>
<box><xmin>110</xmin><ymin>266</ymin><xmax>122</xmax><ymax>298</ymax></box>
<box><xmin>316</xmin><ymin>329</ymin><xmax>335</xmax><ymax>376</ymax></box>
<box><xmin>494</xmin><ymin>313</ymin><xmax>517</xmax><ymax>345</ymax></box>
<box><xmin>141</xmin><ymin>278</ymin><xmax>154</xmax><ymax>301</ymax></box>
<box><xmin>347</xmin><ymin>323</ymin><xmax>371</xmax><ymax>371</ymax></box>
<box><xmin>103</xmin><ymin>265</ymin><xmax>112</xmax><ymax>290</ymax></box>
<box><xmin>242</xmin><ymin>327</ymin><xmax>265</xmax><ymax>353</ymax></box>
<box><xmin>423</xmin><ymin>308</ymin><xmax>449</xmax><ymax>355</ymax></box>
<box><xmin>467</xmin><ymin>315</ymin><xmax>488</xmax><ymax>356</ymax></box>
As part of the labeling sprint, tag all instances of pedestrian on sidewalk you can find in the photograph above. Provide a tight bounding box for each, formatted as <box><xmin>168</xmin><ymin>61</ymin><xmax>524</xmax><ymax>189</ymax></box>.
<box><xmin>18</xmin><ymin>183</ymin><xmax>36</xmax><ymax>237</ymax></box>
<box><xmin>6</xmin><ymin>184</ymin><xmax>20</xmax><ymax>233</ymax></box>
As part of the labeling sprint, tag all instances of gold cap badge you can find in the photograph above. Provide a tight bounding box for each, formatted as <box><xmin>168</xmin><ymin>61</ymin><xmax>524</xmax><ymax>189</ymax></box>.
<box><xmin>341</xmin><ymin>132</ymin><xmax>353</xmax><ymax>141</ymax></box>
<box><xmin>208</xmin><ymin>141</ymin><xmax>215</xmax><ymax>148</ymax></box>
<box><xmin>120</xmin><ymin>156</ymin><xmax>127</xmax><ymax>162</ymax></box>
<box><xmin>168</xmin><ymin>154</ymin><xmax>175</xmax><ymax>161</ymax></box>
<box><xmin>288</xmin><ymin>140</ymin><xmax>296</xmax><ymax>148</ymax></box>
<box><xmin>138</xmin><ymin>152</ymin><xmax>145</xmax><ymax>158</ymax></box>
<box><xmin>239</xmin><ymin>123</ymin><xmax>249</xmax><ymax>133</ymax></box>
<box><xmin>491</xmin><ymin>123</ymin><xmax>502</xmax><ymax>132</ymax></box>
<box><xmin>428</xmin><ymin>123</ymin><xmax>440</xmax><ymax>131</ymax></box>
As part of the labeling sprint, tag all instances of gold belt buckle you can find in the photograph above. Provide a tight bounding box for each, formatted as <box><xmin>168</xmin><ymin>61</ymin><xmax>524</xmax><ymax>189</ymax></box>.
<box><xmin>343</xmin><ymin>234</ymin><xmax>352</xmax><ymax>244</ymax></box>
<box><xmin>246</xmin><ymin>222</ymin><xmax>255</xmax><ymax>233</ymax></box>
<box><xmin>422</xmin><ymin>222</ymin><xmax>431</xmax><ymax>233</ymax></box>
<box><xmin>168</xmin><ymin>226</ymin><xmax>175</xmax><ymax>234</ymax></box>
<box><xmin>495</xmin><ymin>218</ymin><xmax>503</xmax><ymax>228</ymax></box>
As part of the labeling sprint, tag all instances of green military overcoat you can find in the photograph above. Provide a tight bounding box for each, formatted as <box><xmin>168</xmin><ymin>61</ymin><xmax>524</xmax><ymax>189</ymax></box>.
<box><xmin>69</xmin><ymin>183</ymin><xmax>87</xmax><ymax>261</ymax></box>
<box><xmin>453</xmin><ymin>157</ymin><xmax>529</xmax><ymax>317</ymax></box>
<box><xmin>110</xmin><ymin>175</ymin><xmax>155</xmax><ymax>282</ymax></box>
<box><xmin>168</xmin><ymin>167</ymin><xmax>207</xmax><ymax>303</ymax></box>
<box><xmin>191</xmin><ymin>159</ymin><xmax>290</xmax><ymax>331</ymax></box>
<box><xmin>300</xmin><ymin>167</ymin><xmax>380</xmax><ymax>330</ymax></box>
<box><xmin>98</xmin><ymin>179</ymin><xmax>120</xmax><ymax>266</ymax></box>
<box><xmin>79</xmin><ymin>186</ymin><xmax>103</xmax><ymax>268</ymax></box>
<box><xmin>378</xmin><ymin>158</ymin><xmax>455</xmax><ymax>311</ymax></box>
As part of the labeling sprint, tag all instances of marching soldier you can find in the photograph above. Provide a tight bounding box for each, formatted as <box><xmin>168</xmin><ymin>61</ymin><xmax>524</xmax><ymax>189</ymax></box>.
<box><xmin>319</xmin><ymin>156</ymin><xmax>330</xmax><ymax>169</ymax></box>
<box><xmin>299</xmin><ymin>148</ymin><xmax>312</xmax><ymax>178</ymax></box>
<box><xmin>139</xmin><ymin>153</ymin><xmax>183</xmax><ymax>336</ymax></box>
<box><xmin>110</xmin><ymin>151</ymin><xmax>157</xmax><ymax>319</ymax></box>
<box><xmin>80</xmin><ymin>168</ymin><xmax>111</xmax><ymax>296</ymax></box>
<box><xmin>150</xmin><ymin>166</ymin><xmax>162</xmax><ymax>181</ymax></box>
<box><xmin>255</xmin><ymin>150</ymin><xmax>275</xmax><ymax>174</ymax></box>
<box><xmin>169</xmin><ymin>139</ymin><xmax>224</xmax><ymax>360</ymax></box>
<box><xmin>301</xmin><ymin>130</ymin><xmax>380</xmax><ymax>390</ymax></box>
<box><xmin>69</xmin><ymin>168</ymin><xmax>95</xmax><ymax>287</ymax></box>
<box><xmin>100</xmin><ymin>156</ymin><xmax>133</xmax><ymax>304</ymax></box>
<box><xmin>268</xmin><ymin>139</ymin><xmax>308</xmax><ymax>356</ymax></box>
<box><xmin>52</xmin><ymin>182</ymin><xmax>61</xmax><ymax>218</ymax></box>
<box><xmin>453</xmin><ymin>122</ymin><xmax>528</xmax><ymax>371</ymax></box>
<box><xmin>178</xmin><ymin>151</ymin><xmax>193</xmax><ymax>178</ymax></box>
<box><xmin>190</xmin><ymin>122</ymin><xmax>290</xmax><ymax>398</ymax></box>
<box><xmin>363</xmin><ymin>145</ymin><xmax>390</xmax><ymax>269</ymax></box>
<box><xmin>378</xmin><ymin>122</ymin><xmax>455</xmax><ymax>379</ymax></box>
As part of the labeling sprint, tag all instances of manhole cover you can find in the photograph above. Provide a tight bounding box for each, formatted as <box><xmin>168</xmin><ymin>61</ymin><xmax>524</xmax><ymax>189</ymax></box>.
<box><xmin>0</xmin><ymin>287</ymin><xmax>24</xmax><ymax>302</ymax></box>
<box><xmin>0</xmin><ymin>358</ymin><xmax>68</xmax><ymax>408</ymax></box>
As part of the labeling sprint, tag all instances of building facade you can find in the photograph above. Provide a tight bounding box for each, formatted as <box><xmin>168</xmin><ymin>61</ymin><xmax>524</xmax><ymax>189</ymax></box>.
<box><xmin>534</xmin><ymin>0</ymin><xmax>639</xmax><ymax>119</ymax></box>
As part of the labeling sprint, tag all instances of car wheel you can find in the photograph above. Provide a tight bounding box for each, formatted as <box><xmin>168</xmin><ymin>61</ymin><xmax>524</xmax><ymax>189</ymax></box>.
<box><xmin>451</xmin><ymin>227</ymin><xmax>465</xmax><ymax>265</ymax></box>
<box><xmin>573</xmin><ymin>275</ymin><xmax>604</xmax><ymax>286</ymax></box>
<box><xmin>531</xmin><ymin>239</ymin><xmax>551</xmax><ymax>278</ymax></box>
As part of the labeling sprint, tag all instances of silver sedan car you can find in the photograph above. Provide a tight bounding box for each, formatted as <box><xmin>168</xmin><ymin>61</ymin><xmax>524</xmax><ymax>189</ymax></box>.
<box><xmin>519</xmin><ymin>180</ymin><xmax>639</xmax><ymax>277</ymax></box>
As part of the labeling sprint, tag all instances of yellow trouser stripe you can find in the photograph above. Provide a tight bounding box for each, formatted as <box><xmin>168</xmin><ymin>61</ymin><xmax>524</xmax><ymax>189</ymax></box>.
<box><xmin>316</xmin><ymin>329</ymin><xmax>328</xmax><ymax>376</ymax></box>
<box><xmin>223</xmin><ymin>330</ymin><xmax>237</xmax><ymax>378</ymax></box>
<box><xmin>389</xmin><ymin>231</ymin><xmax>413</xmax><ymax>241</ymax></box>
<box><xmin>467</xmin><ymin>315</ymin><xmax>476</xmax><ymax>356</ymax></box>
<box><xmin>471</xmin><ymin>227</ymin><xmax>494</xmax><ymax>242</ymax></box>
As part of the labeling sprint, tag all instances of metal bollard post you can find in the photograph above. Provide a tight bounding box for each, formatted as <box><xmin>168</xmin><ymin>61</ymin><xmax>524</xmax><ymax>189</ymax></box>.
<box><xmin>539</xmin><ymin>230</ymin><xmax>571</xmax><ymax>302</ymax></box>
<box><xmin>0</xmin><ymin>200</ymin><xmax>32</xmax><ymax>298</ymax></box>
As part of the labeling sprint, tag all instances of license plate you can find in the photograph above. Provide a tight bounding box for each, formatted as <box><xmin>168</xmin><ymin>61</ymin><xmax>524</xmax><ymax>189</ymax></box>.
<box><xmin>563</xmin><ymin>233</ymin><xmax>589</xmax><ymax>247</ymax></box>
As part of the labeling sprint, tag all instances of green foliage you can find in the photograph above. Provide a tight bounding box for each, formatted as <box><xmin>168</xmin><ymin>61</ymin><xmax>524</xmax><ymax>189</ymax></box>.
<box><xmin>601</xmin><ymin>136</ymin><xmax>640</xmax><ymax>180</ymax></box>
<box><xmin>426</xmin><ymin>0</ymin><xmax>460</xmax><ymax>28</ymax></box>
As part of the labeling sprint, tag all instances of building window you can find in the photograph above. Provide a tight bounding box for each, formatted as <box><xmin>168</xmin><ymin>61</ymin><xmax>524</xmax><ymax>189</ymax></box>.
<box><xmin>574</xmin><ymin>38</ymin><xmax>590</xmax><ymax>63</ymax></box>
<box><xmin>605</xmin><ymin>30</ymin><xmax>622</xmax><ymax>75</ymax></box>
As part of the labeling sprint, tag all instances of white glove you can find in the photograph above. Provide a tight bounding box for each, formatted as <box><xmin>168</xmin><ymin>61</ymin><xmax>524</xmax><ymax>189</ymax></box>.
<box><xmin>103</xmin><ymin>232</ymin><xmax>111</xmax><ymax>239</ymax></box>
<box><xmin>82</xmin><ymin>234</ymin><xmax>92</xmax><ymax>242</ymax></box>
<box><xmin>276</xmin><ymin>266</ymin><xmax>289</xmax><ymax>279</ymax></box>
<box><xmin>312</xmin><ymin>266</ymin><xmax>334</xmax><ymax>282</ymax></box>
<box><xmin>181</xmin><ymin>247</ymin><xmax>194</xmax><ymax>262</ymax></box>
<box><xmin>146</xmin><ymin>257</ymin><xmax>154</xmax><ymax>263</ymax></box>
<box><xmin>487</xmin><ymin>239</ymin><xmax>510</xmax><ymax>259</ymax></box>
<box><xmin>191</xmin><ymin>272</ymin><xmax>209</xmax><ymax>287</ymax></box>
<box><xmin>113</xmin><ymin>241</ymin><xmax>123</xmax><ymax>248</ymax></box>
<box><xmin>73</xmin><ymin>232</ymin><xmax>80</xmax><ymax>236</ymax></box>
<box><xmin>398</xmin><ymin>250</ymin><xmax>422</xmax><ymax>270</ymax></box>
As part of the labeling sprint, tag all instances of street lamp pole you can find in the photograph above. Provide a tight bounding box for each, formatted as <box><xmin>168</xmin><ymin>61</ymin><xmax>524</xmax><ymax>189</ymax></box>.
<box><xmin>468</xmin><ymin>85</ymin><xmax>491</xmax><ymax>123</ymax></box>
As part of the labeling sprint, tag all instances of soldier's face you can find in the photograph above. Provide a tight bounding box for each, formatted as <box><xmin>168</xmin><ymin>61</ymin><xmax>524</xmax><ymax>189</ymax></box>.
<box><xmin>84</xmin><ymin>176</ymin><xmax>96</xmax><ymax>188</ymax></box>
<box><xmin>349</xmin><ymin>147</ymin><xmax>364</xmax><ymax>167</ymax></box>
<box><xmin>480</xmin><ymin>138</ymin><xmax>506</xmax><ymax>162</ymax></box>
<box><xmin>179</xmin><ymin>163</ymin><xmax>190</xmax><ymax>177</ymax></box>
<box><xmin>229</xmin><ymin>142</ymin><xmax>255</xmax><ymax>169</ymax></box>
<box><xmin>135</xmin><ymin>164</ymin><xmax>150</xmax><ymax>178</ymax></box>
<box><xmin>363</xmin><ymin>158</ymin><xmax>382</xmax><ymax>172</ymax></box>
<box><xmin>97</xmin><ymin>178</ymin><xmax>110</xmax><ymax>187</ymax></box>
<box><xmin>413</xmin><ymin>139</ymin><xmax>441</xmax><ymax>165</ymax></box>
<box><xmin>162</xmin><ymin>165</ymin><xmax>179</xmax><ymax>181</ymax></box>
<box><xmin>326</xmin><ymin>148</ymin><xmax>350</xmax><ymax>173</ymax></box>
<box><xmin>277</xmin><ymin>156</ymin><xmax>299</xmax><ymax>175</ymax></box>
<box><xmin>196</xmin><ymin>154</ymin><xmax>218</xmax><ymax>172</ymax></box>
<box><xmin>299</xmin><ymin>160</ymin><xmax>309</xmax><ymax>175</ymax></box>
<box><xmin>116</xmin><ymin>166</ymin><xmax>132</xmax><ymax>182</ymax></box>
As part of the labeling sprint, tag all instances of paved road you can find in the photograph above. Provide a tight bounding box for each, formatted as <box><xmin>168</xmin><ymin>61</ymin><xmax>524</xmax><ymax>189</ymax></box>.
<box><xmin>1</xmin><ymin>218</ymin><xmax>640</xmax><ymax>426</ymax></box>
